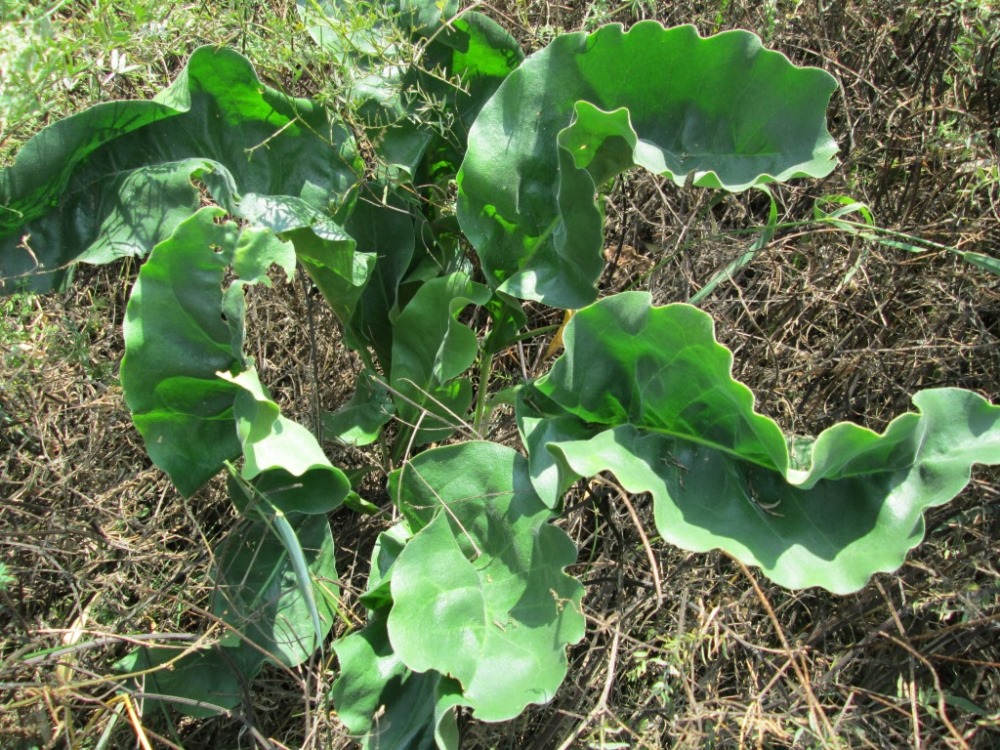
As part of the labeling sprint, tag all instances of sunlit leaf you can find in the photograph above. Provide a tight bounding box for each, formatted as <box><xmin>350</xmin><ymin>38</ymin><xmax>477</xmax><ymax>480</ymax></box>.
<box><xmin>524</xmin><ymin>292</ymin><xmax>1000</xmax><ymax>593</ymax></box>
<box><xmin>458</xmin><ymin>22</ymin><xmax>839</xmax><ymax>308</ymax></box>
<box><xmin>120</xmin><ymin>209</ymin><xmax>248</xmax><ymax>495</ymax></box>
<box><xmin>387</xmin><ymin>442</ymin><xmax>585</xmax><ymax>721</ymax></box>
<box><xmin>0</xmin><ymin>45</ymin><xmax>362</xmax><ymax>301</ymax></box>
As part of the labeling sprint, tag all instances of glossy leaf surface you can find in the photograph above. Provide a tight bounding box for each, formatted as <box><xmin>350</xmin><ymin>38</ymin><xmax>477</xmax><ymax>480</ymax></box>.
<box><xmin>0</xmin><ymin>46</ymin><xmax>361</xmax><ymax>297</ymax></box>
<box><xmin>387</xmin><ymin>443</ymin><xmax>585</xmax><ymax>721</ymax></box>
<box><xmin>458</xmin><ymin>22</ymin><xmax>839</xmax><ymax>308</ymax></box>
<box><xmin>524</xmin><ymin>293</ymin><xmax>1000</xmax><ymax>593</ymax></box>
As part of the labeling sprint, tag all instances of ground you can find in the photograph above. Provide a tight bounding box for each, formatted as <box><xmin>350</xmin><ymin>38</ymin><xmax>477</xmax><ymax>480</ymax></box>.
<box><xmin>1</xmin><ymin>1</ymin><xmax>999</xmax><ymax>748</ymax></box>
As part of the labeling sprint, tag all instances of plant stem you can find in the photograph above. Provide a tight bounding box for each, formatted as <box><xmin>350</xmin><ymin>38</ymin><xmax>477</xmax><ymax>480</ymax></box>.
<box><xmin>473</xmin><ymin>349</ymin><xmax>494</xmax><ymax>436</ymax></box>
<box><xmin>508</xmin><ymin>323</ymin><xmax>561</xmax><ymax>344</ymax></box>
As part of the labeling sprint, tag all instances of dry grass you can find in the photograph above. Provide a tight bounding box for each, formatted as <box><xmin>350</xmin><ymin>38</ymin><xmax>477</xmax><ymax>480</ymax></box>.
<box><xmin>2</xmin><ymin>0</ymin><xmax>999</xmax><ymax>748</ymax></box>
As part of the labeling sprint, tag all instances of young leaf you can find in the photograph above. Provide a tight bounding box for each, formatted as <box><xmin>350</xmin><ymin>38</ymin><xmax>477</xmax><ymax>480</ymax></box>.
<box><xmin>413</xmin><ymin>11</ymin><xmax>526</xmax><ymax>171</ymax></box>
<box><xmin>457</xmin><ymin>22</ymin><xmax>839</xmax><ymax>308</ymax></box>
<box><xmin>387</xmin><ymin>442</ymin><xmax>586</xmax><ymax>721</ymax></box>
<box><xmin>525</xmin><ymin>292</ymin><xmax>1000</xmax><ymax>594</ymax></box>
<box><xmin>439</xmin><ymin>12</ymin><xmax>525</xmax><ymax>128</ymax></box>
<box><xmin>389</xmin><ymin>271</ymin><xmax>491</xmax><ymax>447</ymax></box>
<box><xmin>298</xmin><ymin>0</ymin><xmax>394</xmax><ymax>57</ymax></box>
<box><xmin>284</xmin><ymin>221</ymin><xmax>374</xmax><ymax>326</ymax></box>
<box><xmin>483</xmin><ymin>290</ymin><xmax>528</xmax><ymax>356</ymax></box>
<box><xmin>298</xmin><ymin>0</ymin><xmax>460</xmax><ymax>55</ymax></box>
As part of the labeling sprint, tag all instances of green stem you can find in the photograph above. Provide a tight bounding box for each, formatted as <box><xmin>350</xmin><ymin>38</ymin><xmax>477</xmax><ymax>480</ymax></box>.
<box><xmin>473</xmin><ymin>349</ymin><xmax>494</xmax><ymax>436</ymax></box>
<box><xmin>508</xmin><ymin>323</ymin><xmax>561</xmax><ymax>344</ymax></box>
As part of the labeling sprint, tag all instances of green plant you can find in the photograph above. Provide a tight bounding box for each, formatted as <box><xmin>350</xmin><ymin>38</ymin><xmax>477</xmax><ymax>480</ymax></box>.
<box><xmin>0</xmin><ymin>561</ymin><xmax>13</xmax><ymax>592</ymax></box>
<box><xmin>2</xmin><ymin>2</ymin><xmax>999</xmax><ymax>747</ymax></box>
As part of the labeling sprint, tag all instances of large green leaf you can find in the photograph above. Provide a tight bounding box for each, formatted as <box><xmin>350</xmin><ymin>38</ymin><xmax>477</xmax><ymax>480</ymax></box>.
<box><xmin>389</xmin><ymin>272</ymin><xmax>491</xmax><ymax>447</ymax></box>
<box><xmin>122</xmin><ymin>207</ymin><xmax>350</xmax><ymax>502</ymax></box>
<box><xmin>120</xmin><ymin>208</ymin><xmax>288</xmax><ymax>495</ymax></box>
<box><xmin>457</xmin><ymin>22</ymin><xmax>839</xmax><ymax>308</ymax></box>
<box><xmin>524</xmin><ymin>292</ymin><xmax>1000</xmax><ymax>593</ymax></box>
<box><xmin>0</xmin><ymin>45</ymin><xmax>362</xmax><ymax>296</ymax></box>
<box><xmin>387</xmin><ymin>443</ymin><xmax>586</xmax><ymax>721</ymax></box>
<box><xmin>212</xmin><ymin>513</ymin><xmax>338</xmax><ymax>667</ymax></box>
<box><xmin>533</xmin><ymin>295</ymin><xmax>788</xmax><ymax>470</ymax></box>
<box><xmin>332</xmin><ymin>519</ymin><xmax>461</xmax><ymax>749</ymax></box>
